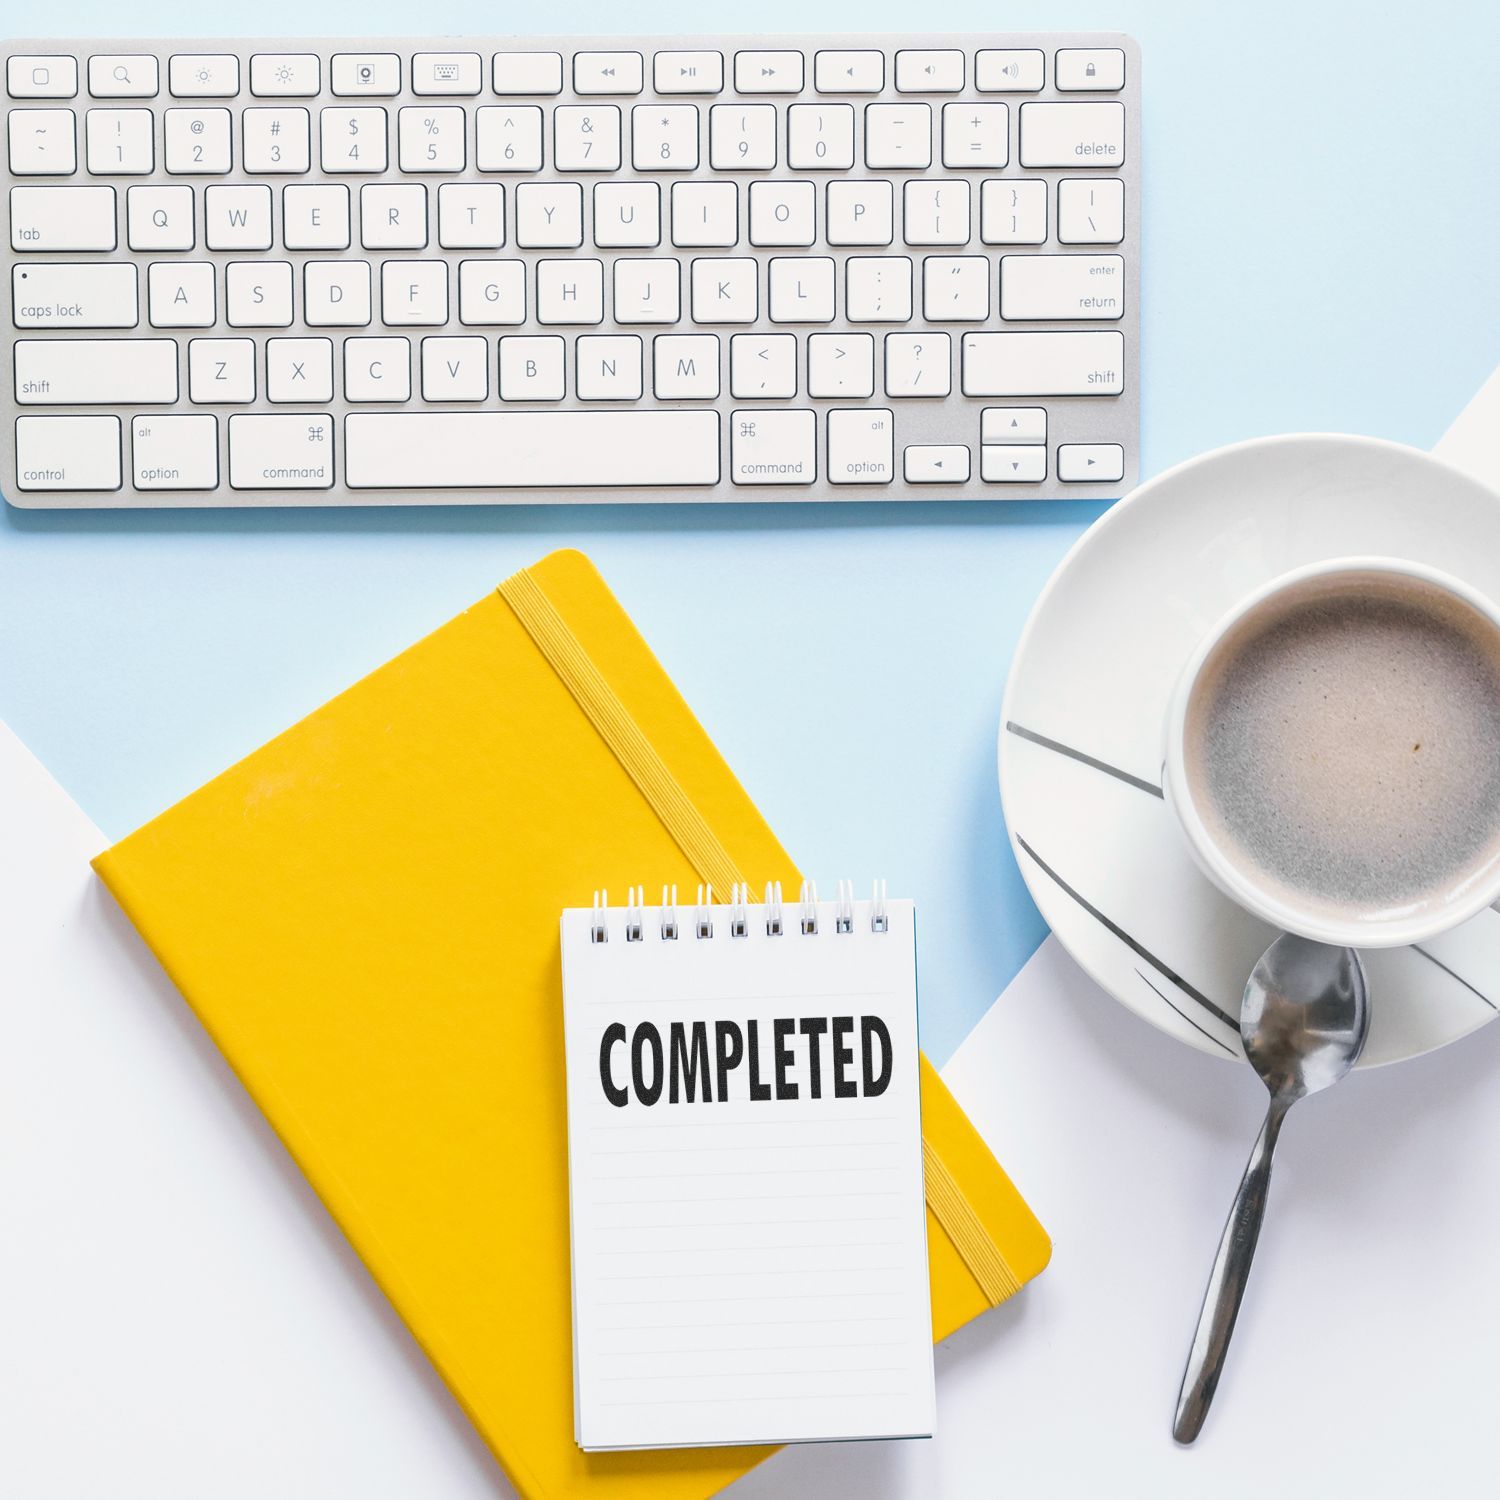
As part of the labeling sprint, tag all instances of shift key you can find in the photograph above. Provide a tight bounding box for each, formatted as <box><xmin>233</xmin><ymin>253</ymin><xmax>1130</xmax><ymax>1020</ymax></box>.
<box><xmin>15</xmin><ymin>339</ymin><xmax>176</xmax><ymax>403</ymax></box>
<box><xmin>228</xmin><ymin>414</ymin><xmax>335</xmax><ymax>490</ymax></box>
<box><xmin>962</xmin><ymin>331</ymin><xmax>1124</xmax><ymax>396</ymax></box>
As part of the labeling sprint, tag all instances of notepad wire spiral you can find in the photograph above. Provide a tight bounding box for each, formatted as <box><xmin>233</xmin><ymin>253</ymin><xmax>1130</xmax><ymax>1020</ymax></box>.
<box><xmin>589</xmin><ymin>879</ymin><xmax>889</xmax><ymax>944</ymax></box>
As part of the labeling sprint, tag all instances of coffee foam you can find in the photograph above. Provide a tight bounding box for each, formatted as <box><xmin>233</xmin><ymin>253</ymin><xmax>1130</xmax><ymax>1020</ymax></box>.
<box><xmin>1184</xmin><ymin>572</ymin><xmax>1500</xmax><ymax>926</ymax></box>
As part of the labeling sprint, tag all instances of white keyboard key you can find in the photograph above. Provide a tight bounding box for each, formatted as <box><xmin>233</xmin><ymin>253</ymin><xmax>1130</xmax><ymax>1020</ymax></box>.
<box><xmin>438</xmin><ymin>182</ymin><xmax>505</xmax><ymax>248</ymax></box>
<box><xmin>250</xmin><ymin>53</ymin><xmax>320</xmax><ymax>97</ymax></box>
<box><xmin>596</xmin><ymin>182</ymin><xmax>661</xmax><ymax>247</ymax></box>
<box><xmin>749</xmin><ymin>181</ymin><xmax>815</xmax><ymax>246</ymax></box>
<box><xmin>975</xmin><ymin>49</ymin><xmax>1044</xmax><ymax>92</ymax></box>
<box><xmin>499</xmin><ymin>335</ymin><xmax>566</xmax><ymax>399</ymax></box>
<box><xmin>88</xmin><ymin>56</ymin><xmax>158</xmax><ymax>99</ymax></box>
<box><xmin>205</xmin><ymin>184</ymin><xmax>273</xmax><ymax>249</ymax></box>
<box><xmin>321</xmin><ymin>107</ymin><xmax>388</xmax><ymax>172</ymax></box>
<box><xmin>632</xmin><ymin>105</ymin><xmax>699</xmax><ymax>171</ymax></box>
<box><xmin>613</xmin><ymin>258</ymin><xmax>680</xmax><ymax>323</ymax></box>
<box><xmin>344</xmin><ymin>337</ymin><xmax>410</xmax><ymax>401</ymax></box>
<box><xmin>9</xmin><ymin>56</ymin><xmax>78</xmax><ymax>99</ymax></box>
<box><xmin>826</xmin><ymin>181</ymin><xmax>893</xmax><ymax>246</ymax></box>
<box><xmin>226</xmin><ymin>260</ymin><xmax>294</xmax><ymax>326</ymax></box>
<box><xmin>169</xmin><ymin>55</ymin><xmax>240</xmax><ymax>99</ymax></box>
<box><xmin>536</xmin><ymin>257</ymin><xmax>604</xmax><ymax>324</ymax></box>
<box><xmin>458</xmin><ymin>259</ymin><xmax>526</xmax><ymax>325</ymax></box>
<box><xmin>344</xmin><ymin>410</ymin><xmax>720</xmax><ymax>488</ymax></box>
<box><xmin>731</xmin><ymin>409</ymin><xmax>815</xmax><ymax>485</ymax></box>
<box><xmin>1019</xmin><ymin>101</ymin><xmax>1126</xmax><ymax>168</ymax></box>
<box><xmin>942</xmin><ymin>103</ymin><xmax>1008</xmax><ymax>169</ymax></box>
<box><xmin>709</xmin><ymin>105</ymin><xmax>777</xmax><ymax>170</ymax></box>
<box><xmin>731</xmin><ymin>333</ymin><xmax>797</xmax><ymax>398</ymax></box>
<box><xmin>769</xmin><ymin>256</ymin><xmax>834</xmax><ymax>322</ymax></box>
<box><xmin>670</xmin><ymin>181</ymin><xmax>736</xmax><ymax>247</ymax></box>
<box><xmin>16</xmin><ymin>415</ymin><xmax>120</xmax><ymax>491</ymax></box>
<box><xmin>1055</xmin><ymin>49</ymin><xmax>1126</xmax><ymax>92</ymax></box>
<box><xmin>1058</xmin><ymin>178</ymin><xmax>1125</xmax><ymax>244</ymax></box>
<box><xmin>331</xmin><ymin>54</ymin><xmax>401</xmax><ymax>97</ymax></box>
<box><xmin>127</xmin><ymin>184</ymin><xmax>192</xmax><ymax>249</ymax></box>
<box><xmin>788</xmin><ymin>104</ymin><xmax>854</xmax><ymax>170</ymax></box>
<box><xmin>400</xmin><ymin>105</ymin><xmax>466</xmax><ymax>172</ymax></box>
<box><xmin>15</xmin><ymin>338</ymin><xmax>177</xmax><ymax>403</ymax></box>
<box><xmin>982</xmin><ymin>445</ymin><xmax>1047</xmax><ymax>482</ymax></box>
<box><xmin>243</xmin><ymin>107</ymin><xmax>311</xmax><ymax>173</ymax></box>
<box><xmin>380</xmin><ymin>260</ymin><xmax>447</xmax><ymax>324</ymax></box>
<box><xmin>865</xmin><ymin>105</ymin><xmax>931</xmax><ymax>170</ymax></box>
<box><xmin>476</xmin><ymin>107</ymin><xmax>543</xmax><ymax>171</ymax></box>
<box><xmin>576</xmin><ymin>334</ymin><xmax>643</xmax><ymax>400</ymax></box>
<box><xmin>493</xmin><ymin>52</ymin><xmax>563</xmax><ymax>96</ymax></box>
<box><xmin>903</xmin><ymin>444</ymin><xmax>968</xmax><ymax>483</ymax></box>
<box><xmin>655</xmin><ymin>52</ymin><xmax>723</xmax><ymax>94</ymax></box>
<box><xmin>895</xmin><ymin>50</ymin><xmax>963</xmax><ymax>93</ymax></box>
<box><xmin>845</xmin><ymin>256</ymin><xmax>912</xmax><ymax>322</ymax></box>
<box><xmin>86</xmin><ymin>108</ymin><xmax>154</xmax><ymax>173</ymax></box>
<box><xmin>734</xmin><ymin>52</ymin><xmax>804</xmax><ymax>94</ymax></box>
<box><xmin>982</xmin><ymin>406</ymin><xmax>1047</xmax><ymax>443</ymax></box>
<box><xmin>1058</xmin><ymin>442</ymin><xmax>1125</xmax><ymax>481</ymax></box>
<box><xmin>980</xmin><ymin>179</ymin><xmax>1047</xmax><ymax>244</ymax></box>
<box><xmin>11</xmin><ymin>184</ymin><xmax>116</xmax><ymax>250</ymax></box>
<box><xmin>1001</xmin><ymin>254</ymin><xmax>1124</xmax><ymax>320</ymax></box>
<box><xmin>904</xmin><ymin>181</ymin><xmax>970</xmax><ymax>245</ymax></box>
<box><xmin>923</xmin><ymin>255</ymin><xmax>990</xmax><ymax>321</ymax></box>
<box><xmin>9</xmin><ymin>108</ymin><xmax>76</xmax><ymax>174</ymax></box>
<box><xmin>555</xmin><ymin>106</ymin><xmax>621</xmax><ymax>172</ymax></box>
<box><xmin>653</xmin><ymin>334</ymin><xmax>720</xmax><ymax>398</ymax></box>
<box><xmin>164</xmin><ymin>108</ymin><xmax>231</xmax><ymax>173</ymax></box>
<box><xmin>189</xmin><ymin>338</ymin><xmax>255</xmax><ymax>403</ymax></box>
<box><xmin>885</xmin><ymin>332</ymin><xmax>950</xmax><ymax>397</ymax></box>
<box><xmin>132</xmin><ymin>414</ymin><xmax>218</xmax><ymax>489</ymax></box>
<box><xmin>148</xmin><ymin>262</ymin><xmax>215</xmax><ymax>327</ymax></box>
<box><xmin>421</xmin><ymin>335</ymin><xmax>489</xmax><ymax>400</ymax></box>
<box><xmin>814</xmin><ymin>51</ymin><xmax>883</xmax><ymax>94</ymax></box>
<box><xmin>283</xmin><ymin>183</ymin><xmax>351</xmax><ymax>249</ymax></box>
<box><xmin>574</xmin><ymin>52</ymin><xmax>643</xmax><ymax>95</ymax></box>
<box><xmin>962</xmin><ymin>330</ymin><xmax>1126</xmax><ymax>395</ymax></box>
<box><xmin>828</xmin><ymin>407</ymin><xmax>894</xmax><ymax>484</ymax></box>
<box><xmin>807</xmin><ymin>333</ymin><xmax>874</xmax><ymax>398</ymax></box>
<box><xmin>11</xmin><ymin>263</ymin><xmax>136</xmax><ymax>328</ymax></box>
<box><xmin>304</xmin><ymin>260</ymin><xmax>370</xmax><ymax>325</ymax></box>
<box><xmin>515</xmin><ymin>182</ymin><xmax>583</xmax><ymax>247</ymax></box>
<box><xmin>361</xmin><ymin>183</ymin><xmax>427</xmax><ymax>248</ymax></box>
<box><xmin>412</xmin><ymin>53</ymin><xmax>482</xmax><ymax>97</ymax></box>
<box><xmin>228</xmin><ymin>413</ymin><xmax>335</xmax><ymax>490</ymax></box>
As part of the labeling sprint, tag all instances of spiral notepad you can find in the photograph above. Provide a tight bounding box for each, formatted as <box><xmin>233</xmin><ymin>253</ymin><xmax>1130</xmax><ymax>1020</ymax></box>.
<box><xmin>560</xmin><ymin>881</ymin><xmax>935</xmax><ymax>1453</ymax></box>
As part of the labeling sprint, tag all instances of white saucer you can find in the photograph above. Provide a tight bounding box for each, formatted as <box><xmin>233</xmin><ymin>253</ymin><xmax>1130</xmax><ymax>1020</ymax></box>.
<box><xmin>999</xmin><ymin>433</ymin><xmax>1500</xmax><ymax>1066</ymax></box>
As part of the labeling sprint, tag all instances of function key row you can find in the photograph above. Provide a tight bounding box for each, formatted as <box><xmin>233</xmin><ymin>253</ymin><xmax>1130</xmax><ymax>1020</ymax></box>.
<box><xmin>7</xmin><ymin>48</ymin><xmax>1127</xmax><ymax>101</ymax></box>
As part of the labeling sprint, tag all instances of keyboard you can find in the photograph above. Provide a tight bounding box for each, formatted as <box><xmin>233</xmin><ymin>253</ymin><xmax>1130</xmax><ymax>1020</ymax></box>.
<box><xmin>2</xmin><ymin>33</ymin><xmax>1140</xmax><ymax>508</ymax></box>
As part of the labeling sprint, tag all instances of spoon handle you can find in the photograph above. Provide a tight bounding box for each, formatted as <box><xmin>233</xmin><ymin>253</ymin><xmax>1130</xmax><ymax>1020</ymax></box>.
<box><xmin>1172</xmin><ymin>1099</ymin><xmax>1289</xmax><ymax>1444</ymax></box>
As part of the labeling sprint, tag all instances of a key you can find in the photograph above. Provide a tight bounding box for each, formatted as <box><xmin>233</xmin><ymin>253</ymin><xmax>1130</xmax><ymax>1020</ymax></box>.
<box><xmin>808</xmin><ymin>333</ymin><xmax>875</xmax><ymax>398</ymax></box>
<box><xmin>845</xmin><ymin>256</ymin><xmax>912</xmax><ymax>322</ymax></box>
<box><xmin>1000</xmin><ymin>254</ymin><xmax>1125</xmax><ymax>320</ymax></box>
<box><xmin>304</xmin><ymin>261</ymin><xmax>371</xmax><ymax>325</ymax></box>
<box><xmin>574</xmin><ymin>53</ymin><xmax>644</xmax><ymax>96</ymax></box>
<box><xmin>903</xmin><ymin>444</ymin><xmax>969</xmax><ymax>483</ymax></box>
<box><xmin>865</xmin><ymin>105</ymin><xmax>931</xmax><ymax>169</ymax></box>
<box><xmin>555</xmin><ymin>106</ymin><xmax>622</xmax><ymax>172</ymax></box>
<box><xmin>536</xmin><ymin>258</ymin><xmax>605</xmax><ymax>324</ymax></box>
<box><xmin>885</xmin><ymin>332</ymin><xmax>951</xmax><ymax>397</ymax></box>
<box><xmin>188</xmin><ymin>338</ymin><xmax>255</xmax><ymax>403</ymax></box>
<box><xmin>457</xmin><ymin>260</ymin><xmax>526</xmax><ymax>325</ymax></box>
<box><xmin>690</xmin><ymin>258</ymin><xmax>758</xmax><ymax>323</ymax></box>
<box><xmin>731</xmin><ymin>409</ymin><xmax>815</xmax><ymax>484</ymax></box>
<box><xmin>982</xmin><ymin>445</ymin><xmax>1048</xmax><ymax>482</ymax></box>
<box><xmin>1058</xmin><ymin>178</ymin><xmax>1125</xmax><ymax>244</ymax></box>
<box><xmin>8</xmin><ymin>56</ymin><xmax>78</xmax><ymax>99</ymax></box>
<box><xmin>148</xmin><ymin>262</ymin><xmax>215</xmax><ymax>326</ymax></box>
<box><xmin>827</xmin><ymin>408</ymin><xmax>894</xmax><ymax>483</ymax></box>
<box><xmin>321</xmin><ymin>107</ymin><xmax>388</xmax><ymax>173</ymax></box>
<box><xmin>814</xmin><ymin>51</ymin><xmax>883</xmax><ymax>94</ymax></box>
<box><xmin>15</xmin><ymin>415</ymin><xmax>120</xmax><ymax>491</ymax></box>
<box><xmin>11</xmin><ymin>263</ymin><xmax>136</xmax><ymax>328</ymax></box>
<box><xmin>11</xmin><ymin>184</ymin><xmax>116</xmax><ymax>251</ymax></box>
<box><xmin>654</xmin><ymin>52</ymin><xmax>723</xmax><ymax>95</ymax></box>
<box><xmin>164</xmin><ymin>108</ymin><xmax>232</xmax><ymax>174</ymax></box>
<box><xmin>15</xmin><ymin>338</ymin><xmax>177</xmax><ymax>403</ymax></box>
<box><xmin>613</xmin><ymin>258</ymin><xmax>680</xmax><ymax>323</ymax></box>
<box><xmin>980</xmin><ymin>180</ymin><xmax>1047</xmax><ymax>244</ymax></box>
<box><xmin>941</xmin><ymin>103</ymin><xmax>1008</xmax><ymax>169</ymax></box>
<box><xmin>731</xmin><ymin>333</ymin><xmax>797</xmax><ymax>398</ymax></box>
<box><xmin>498</xmin><ymin>335</ymin><xmax>566</xmax><ymax>399</ymax></box>
<box><xmin>360</xmin><ymin>183</ymin><xmax>427</xmax><ymax>249</ymax></box>
<box><xmin>267</xmin><ymin>337</ymin><xmax>335</xmax><ymax>401</ymax></box>
<box><xmin>168</xmin><ymin>55</ymin><xmax>240</xmax><ymax>98</ymax></box>
<box><xmin>895</xmin><ymin>50</ymin><xmax>964</xmax><ymax>93</ymax></box>
<box><xmin>344</xmin><ymin>337</ymin><xmax>411</xmax><ymax>401</ymax></box>
<box><xmin>961</xmin><ymin>330</ymin><xmax>1126</xmax><ymax>395</ymax></box>
<box><xmin>438</xmin><ymin>183</ymin><xmax>505</xmax><ymax>248</ymax></box>
<box><xmin>205</xmin><ymin>185</ymin><xmax>273</xmax><ymax>250</ymax></box>
<box><xmin>9</xmin><ymin>108</ymin><xmax>76</xmax><ymax>174</ymax></box>
<box><xmin>632</xmin><ymin>105</ymin><xmax>699</xmax><ymax>171</ymax></box>
<box><xmin>769</xmin><ymin>256</ymin><xmax>835</xmax><ymax>322</ymax></box>
<box><xmin>1056</xmin><ymin>49</ymin><xmax>1126</xmax><ymax>92</ymax></box>
<box><xmin>787</xmin><ymin>105</ymin><xmax>855</xmax><ymax>170</ymax></box>
<box><xmin>709</xmin><ymin>105</ymin><xmax>777</xmax><ymax>170</ymax></box>
<box><xmin>575</xmin><ymin>335</ymin><xmax>643</xmax><ymax>400</ymax></box>
<box><xmin>493</xmin><ymin>52</ymin><xmax>564</xmax><ymax>96</ymax></box>
<box><xmin>250</xmin><ymin>54</ymin><xmax>321</xmax><ymax>97</ymax></box>
<box><xmin>226</xmin><ymin>260</ymin><xmax>294</xmax><ymax>327</ymax></box>
<box><xmin>595</xmin><ymin>182</ymin><xmax>661</xmax><ymax>247</ymax></box>
<box><xmin>923</xmin><ymin>256</ymin><xmax>990</xmax><ymax>321</ymax></box>
<box><xmin>133</xmin><ymin>414</ymin><xmax>218</xmax><ymax>489</ymax></box>
<box><xmin>331</xmin><ymin>54</ymin><xmax>401</xmax><ymax>97</ymax></box>
<box><xmin>379</xmin><ymin>260</ymin><xmax>447</xmax><ymax>325</ymax></box>
<box><xmin>87</xmin><ymin>56</ymin><xmax>159</xmax><ymax>99</ymax></box>
<box><xmin>1057</xmin><ymin>443</ymin><xmax>1125</xmax><ymax>481</ymax></box>
<box><xmin>85</xmin><ymin>109</ymin><xmax>154</xmax><ymax>174</ymax></box>
<box><xmin>733</xmin><ymin>52</ymin><xmax>804</xmax><ymax>94</ymax></box>
<box><xmin>476</xmin><ymin>107</ymin><xmax>544</xmax><ymax>172</ymax></box>
<box><xmin>514</xmin><ymin>183</ymin><xmax>583</xmax><ymax>247</ymax></box>
<box><xmin>826</xmin><ymin>182</ymin><xmax>893</xmax><ymax>246</ymax></box>
<box><xmin>653</xmin><ymin>335</ymin><xmax>720</xmax><ymax>398</ymax></box>
<box><xmin>127</xmin><ymin>184</ymin><xmax>193</xmax><ymax>250</ymax></box>
<box><xmin>421</xmin><ymin>336</ymin><xmax>490</xmax><ymax>400</ymax></box>
<box><xmin>976</xmin><ymin>50</ymin><xmax>1044</xmax><ymax>92</ymax></box>
<box><xmin>903</xmin><ymin>181</ymin><xmax>970</xmax><ymax>246</ymax></box>
<box><xmin>400</xmin><ymin>106</ymin><xmax>466</xmax><ymax>172</ymax></box>
<box><xmin>1019</xmin><ymin>101</ymin><xmax>1126</xmax><ymax>168</ymax></box>
<box><xmin>748</xmin><ymin>181</ymin><xmax>815</xmax><ymax>246</ymax></box>
<box><xmin>411</xmin><ymin>53</ymin><xmax>482</xmax><ymax>97</ymax></box>
<box><xmin>228</xmin><ymin>414</ymin><xmax>335</xmax><ymax>490</ymax></box>
<box><xmin>284</xmin><ymin>184</ymin><xmax>351</xmax><ymax>250</ymax></box>
<box><xmin>244</xmin><ymin>107</ymin><xmax>311</xmax><ymax>173</ymax></box>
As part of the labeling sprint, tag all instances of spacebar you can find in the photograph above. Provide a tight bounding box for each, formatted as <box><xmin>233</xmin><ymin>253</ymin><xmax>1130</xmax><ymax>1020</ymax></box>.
<box><xmin>344</xmin><ymin>411</ymin><xmax>721</xmax><ymax>489</ymax></box>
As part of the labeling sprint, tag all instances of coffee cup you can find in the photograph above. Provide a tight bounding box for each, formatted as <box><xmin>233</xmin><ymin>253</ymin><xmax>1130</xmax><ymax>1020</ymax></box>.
<box><xmin>1163</xmin><ymin>556</ymin><xmax>1500</xmax><ymax>948</ymax></box>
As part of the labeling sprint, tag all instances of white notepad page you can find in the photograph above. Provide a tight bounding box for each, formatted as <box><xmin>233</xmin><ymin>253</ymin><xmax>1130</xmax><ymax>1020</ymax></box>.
<box><xmin>560</xmin><ymin>895</ymin><xmax>935</xmax><ymax>1452</ymax></box>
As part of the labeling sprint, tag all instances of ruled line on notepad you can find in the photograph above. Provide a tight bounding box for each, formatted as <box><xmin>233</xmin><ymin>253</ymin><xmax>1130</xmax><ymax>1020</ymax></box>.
<box><xmin>590</xmin><ymin>1114</ymin><xmax>898</xmax><ymax>1132</ymax></box>
<box><xmin>594</xmin><ymin>1163</ymin><xmax>895</xmax><ymax>1182</ymax></box>
<box><xmin>596</xmin><ymin>1263</ymin><xmax>903</xmax><ymax>1282</ymax></box>
<box><xmin>597</xmin><ymin>1290</ymin><xmax>905</xmax><ymax>1307</ymax></box>
<box><xmin>590</xmin><ymin>1189</ymin><xmax>903</xmax><ymax>1205</ymax></box>
<box><xmin>591</xmin><ymin>1212</ymin><xmax>904</xmax><ymax>1230</ymax></box>
<box><xmin>595</xmin><ymin>1238</ymin><xmax>901</xmax><ymax>1256</ymax></box>
<box><xmin>597</xmin><ymin>1313</ymin><xmax>910</xmax><ymax>1331</ymax></box>
<box><xmin>590</xmin><ymin>1138</ymin><xmax>904</xmax><ymax>1155</ymax></box>
<box><xmin>600</xmin><ymin>1389</ymin><xmax>909</xmax><ymax>1407</ymax></box>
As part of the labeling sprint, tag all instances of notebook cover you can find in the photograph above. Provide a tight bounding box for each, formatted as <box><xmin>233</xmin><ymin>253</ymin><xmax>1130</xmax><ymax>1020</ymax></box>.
<box><xmin>93</xmin><ymin>549</ymin><xmax>1049</xmax><ymax>1499</ymax></box>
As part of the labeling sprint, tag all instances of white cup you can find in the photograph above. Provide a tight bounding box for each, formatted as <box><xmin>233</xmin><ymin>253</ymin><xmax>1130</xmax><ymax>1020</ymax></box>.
<box><xmin>1163</xmin><ymin>555</ymin><xmax>1500</xmax><ymax>948</ymax></box>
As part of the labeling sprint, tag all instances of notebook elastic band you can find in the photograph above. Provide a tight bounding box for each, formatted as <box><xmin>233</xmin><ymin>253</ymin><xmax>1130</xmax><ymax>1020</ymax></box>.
<box><xmin>922</xmin><ymin>1139</ymin><xmax>1022</xmax><ymax>1306</ymax></box>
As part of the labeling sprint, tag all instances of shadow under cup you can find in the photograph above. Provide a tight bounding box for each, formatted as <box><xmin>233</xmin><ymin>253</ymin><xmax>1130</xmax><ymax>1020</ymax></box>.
<box><xmin>1168</xmin><ymin>560</ymin><xmax>1500</xmax><ymax>949</ymax></box>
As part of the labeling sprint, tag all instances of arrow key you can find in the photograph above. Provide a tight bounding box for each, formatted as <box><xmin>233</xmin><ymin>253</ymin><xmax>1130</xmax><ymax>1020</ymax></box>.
<box><xmin>981</xmin><ymin>445</ymin><xmax>1047</xmax><ymax>484</ymax></box>
<box><xmin>981</xmin><ymin>406</ymin><xmax>1047</xmax><ymax>444</ymax></box>
<box><xmin>1058</xmin><ymin>443</ymin><xmax>1124</xmax><ymax>482</ymax></box>
<box><xmin>904</xmin><ymin>445</ymin><xmax>970</xmax><ymax>484</ymax></box>
<box><xmin>814</xmin><ymin>50</ymin><xmax>884</xmax><ymax>93</ymax></box>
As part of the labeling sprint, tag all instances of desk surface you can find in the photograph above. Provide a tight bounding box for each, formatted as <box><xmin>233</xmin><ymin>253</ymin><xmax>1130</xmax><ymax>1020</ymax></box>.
<box><xmin>3</xmin><ymin>0</ymin><xmax>1498</xmax><ymax>1066</ymax></box>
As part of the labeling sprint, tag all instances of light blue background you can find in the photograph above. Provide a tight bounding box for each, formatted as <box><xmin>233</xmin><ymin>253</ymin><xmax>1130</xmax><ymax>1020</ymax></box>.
<box><xmin>3</xmin><ymin>0</ymin><xmax>1496</xmax><ymax>1063</ymax></box>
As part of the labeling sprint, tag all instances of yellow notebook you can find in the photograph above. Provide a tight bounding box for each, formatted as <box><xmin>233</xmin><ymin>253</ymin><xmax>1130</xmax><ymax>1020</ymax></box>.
<box><xmin>93</xmin><ymin>549</ymin><xmax>1048</xmax><ymax>1499</ymax></box>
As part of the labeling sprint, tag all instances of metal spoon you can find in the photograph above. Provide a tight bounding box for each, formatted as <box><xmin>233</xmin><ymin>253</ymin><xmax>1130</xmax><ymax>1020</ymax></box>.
<box><xmin>1172</xmin><ymin>933</ymin><xmax>1369</xmax><ymax>1444</ymax></box>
